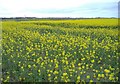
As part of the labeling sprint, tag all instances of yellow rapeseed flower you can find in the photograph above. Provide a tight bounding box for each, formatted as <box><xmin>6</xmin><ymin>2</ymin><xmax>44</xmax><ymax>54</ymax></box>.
<box><xmin>38</xmin><ymin>70</ymin><xmax>40</xmax><ymax>73</ymax></box>
<box><xmin>86</xmin><ymin>75</ymin><xmax>90</xmax><ymax>79</ymax></box>
<box><xmin>91</xmin><ymin>59</ymin><xmax>95</xmax><ymax>63</ymax></box>
<box><xmin>63</xmin><ymin>73</ymin><xmax>67</xmax><ymax>76</ymax></box>
<box><xmin>78</xmin><ymin>63</ymin><xmax>81</xmax><ymax>66</ymax></box>
<box><xmin>77</xmin><ymin>76</ymin><xmax>80</xmax><ymax>80</ymax></box>
<box><xmin>104</xmin><ymin>69</ymin><xmax>110</xmax><ymax>73</ymax></box>
<box><xmin>54</xmin><ymin>71</ymin><xmax>59</xmax><ymax>74</ymax></box>
<box><xmin>55</xmin><ymin>64</ymin><xmax>58</xmax><ymax>68</ymax></box>
<box><xmin>65</xmin><ymin>61</ymin><xmax>68</xmax><ymax>65</ymax></box>
<box><xmin>101</xmin><ymin>74</ymin><xmax>104</xmax><ymax>78</ymax></box>
<box><xmin>90</xmin><ymin>80</ymin><xmax>93</xmax><ymax>82</ymax></box>
<box><xmin>28</xmin><ymin>65</ymin><xmax>31</xmax><ymax>68</ymax></box>
<box><xmin>48</xmin><ymin>74</ymin><xmax>51</xmax><ymax>77</ymax></box>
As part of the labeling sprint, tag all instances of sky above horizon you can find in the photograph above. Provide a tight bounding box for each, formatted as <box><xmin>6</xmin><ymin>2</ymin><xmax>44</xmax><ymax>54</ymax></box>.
<box><xmin>0</xmin><ymin>0</ymin><xmax>119</xmax><ymax>18</ymax></box>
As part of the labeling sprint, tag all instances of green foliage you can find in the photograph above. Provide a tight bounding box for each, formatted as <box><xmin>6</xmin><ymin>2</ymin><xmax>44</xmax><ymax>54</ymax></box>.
<box><xmin>2</xmin><ymin>19</ymin><xmax>119</xmax><ymax>82</ymax></box>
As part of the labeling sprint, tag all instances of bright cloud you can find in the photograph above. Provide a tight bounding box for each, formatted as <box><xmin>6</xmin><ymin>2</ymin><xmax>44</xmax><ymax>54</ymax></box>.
<box><xmin>0</xmin><ymin>0</ymin><xmax>119</xmax><ymax>17</ymax></box>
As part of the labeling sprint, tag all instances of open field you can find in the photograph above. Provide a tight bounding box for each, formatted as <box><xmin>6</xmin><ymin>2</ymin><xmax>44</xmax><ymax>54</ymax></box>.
<box><xmin>1</xmin><ymin>19</ymin><xmax>119</xmax><ymax>82</ymax></box>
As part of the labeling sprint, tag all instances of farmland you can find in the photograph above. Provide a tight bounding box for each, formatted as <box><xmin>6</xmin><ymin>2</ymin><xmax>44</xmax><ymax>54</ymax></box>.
<box><xmin>1</xmin><ymin>19</ymin><xmax>119</xmax><ymax>82</ymax></box>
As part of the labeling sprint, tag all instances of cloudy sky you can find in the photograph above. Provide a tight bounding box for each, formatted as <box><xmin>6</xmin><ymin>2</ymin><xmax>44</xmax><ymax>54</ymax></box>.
<box><xmin>0</xmin><ymin>0</ymin><xmax>119</xmax><ymax>18</ymax></box>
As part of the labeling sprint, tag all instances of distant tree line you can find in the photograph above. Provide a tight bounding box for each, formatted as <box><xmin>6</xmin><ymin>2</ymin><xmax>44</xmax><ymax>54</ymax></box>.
<box><xmin>0</xmin><ymin>17</ymin><xmax>117</xmax><ymax>21</ymax></box>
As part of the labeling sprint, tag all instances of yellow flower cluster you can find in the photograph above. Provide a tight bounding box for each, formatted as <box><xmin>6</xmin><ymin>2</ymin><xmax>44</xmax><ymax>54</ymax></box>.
<box><xmin>2</xmin><ymin>19</ymin><xmax>119</xmax><ymax>82</ymax></box>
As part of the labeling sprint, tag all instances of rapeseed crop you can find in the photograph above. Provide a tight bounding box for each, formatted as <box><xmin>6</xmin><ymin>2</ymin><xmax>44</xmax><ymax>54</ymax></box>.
<box><xmin>1</xmin><ymin>19</ymin><xmax>119</xmax><ymax>82</ymax></box>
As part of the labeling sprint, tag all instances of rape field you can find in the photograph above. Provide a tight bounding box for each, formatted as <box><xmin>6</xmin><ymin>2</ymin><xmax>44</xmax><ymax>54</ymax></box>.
<box><xmin>1</xmin><ymin>19</ymin><xmax>119</xmax><ymax>82</ymax></box>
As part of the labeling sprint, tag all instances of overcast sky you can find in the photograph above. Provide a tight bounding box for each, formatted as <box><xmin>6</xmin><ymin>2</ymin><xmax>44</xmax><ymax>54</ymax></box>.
<box><xmin>0</xmin><ymin>0</ymin><xmax>119</xmax><ymax>18</ymax></box>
